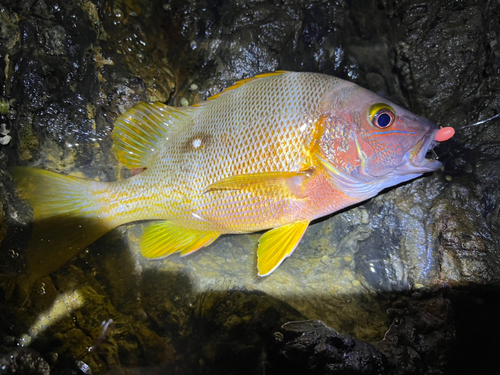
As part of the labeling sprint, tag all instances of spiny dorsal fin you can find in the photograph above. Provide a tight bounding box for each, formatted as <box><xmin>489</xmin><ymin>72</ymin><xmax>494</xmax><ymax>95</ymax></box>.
<box><xmin>193</xmin><ymin>71</ymin><xmax>288</xmax><ymax>106</ymax></box>
<box><xmin>112</xmin><ymin>102</ymin><xmax>198</xmax><ymax>169</ymax></box>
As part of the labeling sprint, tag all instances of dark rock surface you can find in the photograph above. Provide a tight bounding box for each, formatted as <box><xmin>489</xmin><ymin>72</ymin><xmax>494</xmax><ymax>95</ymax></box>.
<box><xmin>267</xmin><ymin>320</ymin><xmax>387</xmax><ymax>375</ymax></box>
<box><xmin>0</xmin><ymin>0</ymin><xmax>499</xmax><ymax>374</ymax></box>
<box><xmin>0</xmin><ymin>347</ymin><xmax>51</xmax><ymax>375</ymax></box>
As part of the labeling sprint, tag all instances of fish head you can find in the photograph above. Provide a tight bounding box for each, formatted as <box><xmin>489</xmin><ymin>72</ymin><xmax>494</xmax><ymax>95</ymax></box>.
<box><xmin>317</xmin><ymin>82</ymin><xmax>443</xmax><ymax>199</ymax></box>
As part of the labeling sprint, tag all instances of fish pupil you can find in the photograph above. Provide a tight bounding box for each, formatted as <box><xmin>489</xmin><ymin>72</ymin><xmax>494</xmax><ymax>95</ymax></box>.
<box><xmin>377</xmin><ymin>113</ymin><xmax>391</xmax><ymax>127</ymax></box>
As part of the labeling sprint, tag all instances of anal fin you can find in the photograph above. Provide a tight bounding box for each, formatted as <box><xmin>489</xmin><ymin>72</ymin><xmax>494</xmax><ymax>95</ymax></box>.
<box><xmin>257</xmin><ymin>221</ymin><xmax>309</xmax><ymax>276</ymax></box>
<box><xmin>140</xmin><ymin>221</ymin><xmax>219</xmax><ymax>259</ymax></box>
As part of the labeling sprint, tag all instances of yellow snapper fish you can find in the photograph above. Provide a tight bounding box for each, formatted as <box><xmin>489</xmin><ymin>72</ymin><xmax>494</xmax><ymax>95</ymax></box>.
<box><xmin>10</xmin><ymin>71</ymin><xmax>454</xmax><ymax>282</ymax></box>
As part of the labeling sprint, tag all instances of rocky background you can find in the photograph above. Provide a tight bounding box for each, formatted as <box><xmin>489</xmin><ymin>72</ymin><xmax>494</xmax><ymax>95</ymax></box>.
<box><xmin>0</xmin><ymin>0</ymin><xmax>499</xmax><ymax>374</ymax></box>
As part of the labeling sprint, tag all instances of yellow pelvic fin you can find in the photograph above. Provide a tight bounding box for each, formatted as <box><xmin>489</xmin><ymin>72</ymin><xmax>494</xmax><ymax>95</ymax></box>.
<box><xmin>112</xmin><ymin>102</ymin><xmax>198</xmax><ymax>169</ymax></box>
<box><xmin>9</xmin><ymin>167</ymin><xmax>113</xmax><ymax>284</ymax></box>
<box><xmin>194</xmin><ymin>71</ymin><xmax>288</xmax><ymax>105</ymax></box>
<box><xmin>257</xmin><ymin>220</ymin><xmax>309</xmax><ymax>276</ymax></box>
<box><xmin>140</xmin><ymin>221</ymin><xmax>219</xmax><ymax>259</ymax></box>
<box><xmin>204</xmin><ymin>171</ymin><xmax>313</xmax><ymax>199</ymax></box>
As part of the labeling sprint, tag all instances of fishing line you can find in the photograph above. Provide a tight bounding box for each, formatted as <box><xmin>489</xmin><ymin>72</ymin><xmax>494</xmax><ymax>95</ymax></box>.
<box><xmin>454</xmin><ymin>112</ymin><xmax>500</xmax><ymax>130</ymax></box>
<box><xmin>432</xmin><ymin>112</ymin><xmax>499</xmax><ymax>164</ymax></box>
<box><xmin>434</xmin><ymin>111</ymin><xmax>500</xmax><ymax>169</ymax></box>
<box><xmin>435</xmin><ymin>111</ymin><xmax>499</xmax><ymax>145</ymax></box>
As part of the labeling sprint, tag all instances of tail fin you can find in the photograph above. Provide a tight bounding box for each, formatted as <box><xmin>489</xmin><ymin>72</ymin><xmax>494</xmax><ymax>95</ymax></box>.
<box><xmin>10</xmin><ymin>167</ymin><xmax>113</xmax><ymax>283</ymax></box>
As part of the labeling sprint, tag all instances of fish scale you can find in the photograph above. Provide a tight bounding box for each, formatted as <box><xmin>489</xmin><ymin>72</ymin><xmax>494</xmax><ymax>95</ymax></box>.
<box><xmin>10</xmin><ymin>71</ymin><xmax>451</xmax><ymax>281</ymax></box>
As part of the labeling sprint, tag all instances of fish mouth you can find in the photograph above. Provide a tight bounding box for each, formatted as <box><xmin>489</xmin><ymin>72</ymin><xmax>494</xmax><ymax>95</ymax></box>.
<box><xmin>395</xmin><ymin>129</ymin><xmax>442</xmax><ymax>175</ymax></box>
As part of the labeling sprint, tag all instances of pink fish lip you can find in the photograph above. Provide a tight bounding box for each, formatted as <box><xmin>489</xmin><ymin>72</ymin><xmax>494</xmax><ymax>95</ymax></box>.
<box><xmin>395</xmin><ymin>129</ymin><xmax>442</xmax><ymax>175</ymax></box>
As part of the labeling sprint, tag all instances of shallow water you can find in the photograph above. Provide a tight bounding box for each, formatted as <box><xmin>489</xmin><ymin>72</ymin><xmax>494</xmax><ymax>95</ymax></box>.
<box><xmin>1</xmin><ymin>0</ymin><xmax>500</xmax><ymax>374</ymax></box>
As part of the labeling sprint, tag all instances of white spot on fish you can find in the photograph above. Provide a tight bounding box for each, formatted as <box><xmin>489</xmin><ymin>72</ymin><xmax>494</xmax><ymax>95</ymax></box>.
<box><xmin>191</xmin><ymin>212</ymin><xmax>208</xmax><ymax>222</ymax></box>
<box><xmin>192</xmin><ymin>138</ymin><xmax>202</xmax><ymax>148</ymax></box>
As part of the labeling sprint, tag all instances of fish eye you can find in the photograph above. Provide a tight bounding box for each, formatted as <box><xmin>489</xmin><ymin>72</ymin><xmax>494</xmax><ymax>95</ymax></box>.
<box><xmin>369</xmin><ymin>104</ymin><xmax>395</xmax><ymax>128</ymax></box>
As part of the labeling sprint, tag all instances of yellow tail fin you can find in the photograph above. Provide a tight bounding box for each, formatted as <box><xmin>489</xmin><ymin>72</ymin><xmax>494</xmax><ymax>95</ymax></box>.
<box><xmin>10</xmin><ymin>167</ymin><xmax>113</xmax><ymax>283</ymax></box>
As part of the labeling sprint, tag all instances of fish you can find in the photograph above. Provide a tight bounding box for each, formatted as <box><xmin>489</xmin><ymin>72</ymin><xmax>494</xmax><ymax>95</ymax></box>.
<box><xmin>10</xmin><ymin>71</ymin><xmax>454</xmax><ymax>282</ymax></box>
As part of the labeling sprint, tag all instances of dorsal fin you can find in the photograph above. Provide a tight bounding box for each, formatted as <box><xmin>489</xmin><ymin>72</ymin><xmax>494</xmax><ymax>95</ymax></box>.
<box><xmin>112</xmin><ymin>102</ymin><xmax>197</xmax><ymax>169</ymax></box>
<box><xmin>193</xmin><ymin>71</ymin><xmax>288</xmax><ymax>106</ymax></box>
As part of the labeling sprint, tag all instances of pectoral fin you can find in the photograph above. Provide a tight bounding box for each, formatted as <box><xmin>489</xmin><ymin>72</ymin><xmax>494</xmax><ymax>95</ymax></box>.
<box><xmin>257</xmin><ymin>221</ymin><xmax>309</xmax><ymax>276</ymax></box>
<box><xmin>140</xmin><ymin>221</ymin><xmax>219</xmax><ymax>259</ymax></box>
<box><xmin>205</xmin><ymin>171</ymin><xmax>313</xmax><ymax>199</ymax></box>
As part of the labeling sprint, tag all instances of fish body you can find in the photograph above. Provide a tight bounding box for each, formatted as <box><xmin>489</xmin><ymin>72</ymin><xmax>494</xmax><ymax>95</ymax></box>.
<box><xmin>11</xmin><ymin>71</ymin><xmax>447</xmax><ymax>280</ymax></box>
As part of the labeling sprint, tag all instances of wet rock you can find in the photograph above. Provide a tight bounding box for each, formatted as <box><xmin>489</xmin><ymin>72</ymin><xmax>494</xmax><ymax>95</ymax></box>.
<box><xmin>267</xmin><ymin>320</ymin><xmax>386</xmax><ymax>375</ymax></box>
<box><xmin>266</xmin><ymin>293</ymin><xmax>455</xmax><ymax>375</ymax></box>
<box><xmin>0</xmin><ymin>0</ymin><xmax>499</xmax><ymax>374</ymax></box>
<box><xmin>0</xmin><ymin>202</ymin><xmax>6</xmax><ymax>246</ymax></box>
<box><xmin>0</xmin><ymin>347</ymin><xmax>50</xmax><ymax>375</ymax></box>
<box><xmin>191</xmin><ymin>288</ymin><xmax>306</xmax><ymax>375</ymax></box>
<box><xmin>376</xmin><ymin>293</ymin><xmax>455</xmax><ymax>375</ymax></box>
